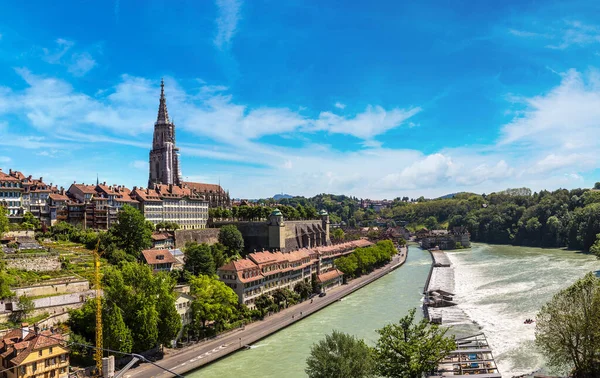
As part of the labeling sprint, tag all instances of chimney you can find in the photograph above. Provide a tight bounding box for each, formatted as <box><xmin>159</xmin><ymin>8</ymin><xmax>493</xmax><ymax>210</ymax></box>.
<box><xmin>39</xmin><ymin>177</ymin><xmax>43</xmax><ymax>182</ymax></box>
<box><xmin>21</xmin><ymin>323</ymin><xmax>29</xmax><ymax>340</ymax></box>
<box><xmin>28</xmin><ymin>175</ymin><xmax>32</xmax><ymax>180</ymax></box>
<box><xmin>103</xmin><ymin>182</ymin><xmax>106</xmax><ymax>186</ymax></box>
<box><xmin>9</xmin><ymin>169</ymin><xmax>12</xmax><ymax>175</ymax></box>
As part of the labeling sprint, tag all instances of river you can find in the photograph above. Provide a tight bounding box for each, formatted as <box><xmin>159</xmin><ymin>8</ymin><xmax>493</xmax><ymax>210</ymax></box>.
<box><xmin>446</xmin><ymin>243</ymin><xmax>600</xmax><ymax>377</ymax></box>
<box><xmin>186</xmin><ymin>243</ymin><xmax>599</xmax><ymax>378</ymax></box>
<box><xmin>186</xmin><ymin>244</ymin><xmax>431</xmax><ymax>378</ymax></box>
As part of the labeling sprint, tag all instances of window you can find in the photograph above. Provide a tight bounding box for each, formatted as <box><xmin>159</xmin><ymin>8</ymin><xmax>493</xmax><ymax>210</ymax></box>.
<box><xmin>39</xmin><ymin>350</ymin><xmax>43</xmax><ymax>357</ymax></box>
<box><xmin>49</xmin><ymin>347</ymin><xmax>53</xmax><ymax>353</ymax></box>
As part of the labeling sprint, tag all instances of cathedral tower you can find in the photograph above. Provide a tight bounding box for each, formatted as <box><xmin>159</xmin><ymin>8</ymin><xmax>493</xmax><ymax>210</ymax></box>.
<box><xmin>148</xmin><ymin>79</ymin><xmax>182</xmax><ymax>187</ymax></box>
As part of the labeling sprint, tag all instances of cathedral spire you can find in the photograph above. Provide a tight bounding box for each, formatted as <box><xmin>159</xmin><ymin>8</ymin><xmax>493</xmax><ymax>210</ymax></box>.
<box><xmin>156</xmin><ymin>78</ymin><xmax>170</xmax><ymax>124</ymax></box>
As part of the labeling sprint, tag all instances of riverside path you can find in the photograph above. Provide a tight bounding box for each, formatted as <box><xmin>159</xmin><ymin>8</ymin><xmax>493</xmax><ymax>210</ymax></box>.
<box><xmin>125</xmin><ymin>247</ymin><xmax>408</xmax><ymax>378</ymax></box>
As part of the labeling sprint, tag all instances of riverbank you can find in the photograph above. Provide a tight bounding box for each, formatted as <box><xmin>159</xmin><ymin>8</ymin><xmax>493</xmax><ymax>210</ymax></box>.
<box><xmin>125</xmin><ymin>246</ymin><xmax>408</xmax><ymax>378</ymax></box>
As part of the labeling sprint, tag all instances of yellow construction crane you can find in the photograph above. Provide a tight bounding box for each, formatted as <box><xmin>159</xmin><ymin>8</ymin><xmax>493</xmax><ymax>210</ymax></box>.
<box><xmin>93</xmin><ymin>240</ymin><xmax>103</xmax><ymax>377</ymax></box>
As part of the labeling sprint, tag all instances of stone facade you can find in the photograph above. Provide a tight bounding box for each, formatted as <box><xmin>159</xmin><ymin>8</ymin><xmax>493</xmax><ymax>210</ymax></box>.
<box><xmin>218</xmin><ymin>240</ymin><xmax>372</xmax><ymax>308</ymax></box>
<box><xmin>148</xmin><ymin>79</ymin><xmax>182</xmax><ymax>187</ymax></box>
<box><xmin>212</xmin><ymin>209</ymin><xmax>331</xmax><ymax>253</ymax></box>
<box><xmin>173</xmin><ymin>228</ymin><xmax>220</xmax><ymax>248</ymax></box>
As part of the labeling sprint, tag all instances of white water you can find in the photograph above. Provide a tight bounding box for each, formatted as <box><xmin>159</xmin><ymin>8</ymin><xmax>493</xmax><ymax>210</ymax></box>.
<box><xmin>446</xmin><ymin>244</ymin><xmax>600</xmax><ymax>377</ymax></box>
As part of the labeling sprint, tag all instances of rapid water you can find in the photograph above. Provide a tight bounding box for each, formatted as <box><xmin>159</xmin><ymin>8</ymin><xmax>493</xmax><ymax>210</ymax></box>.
<box><xmin>186</xmin><ymin>243</ymin><xmax>598</xmax><ymax>377</ymax></box>
<box><xmin>186</xmin><ymin>244</ymin><xmax>432</xmax><ymax>378</ymax></box>
<box><xmin>446</xmin><ymin>243</ymin><xmax>600</xmax><ymax>377</ymax></box>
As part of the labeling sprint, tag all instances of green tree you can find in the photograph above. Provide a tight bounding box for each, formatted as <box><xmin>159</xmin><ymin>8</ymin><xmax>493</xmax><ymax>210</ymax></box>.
<box><xmin>110</xmin><ymin>205</ymin><xmax>153</xmax><ymax>257</ymax></box>
<box><xmin>591</xmin><ymin>234</ymin><xmax>600</xmax><ymax>258</ymax></box>
<box><xmin>535</xmin><ymin>272</ymin><xmax>600</xmax><ymax>377</ymax></box>
<box><xmin>331</xmin><ymin>228</ymin><xmax>345</xmax><ymax>243</ymax></box>
<box><xmin>424</xmin><ymin>216</ymin><xmax>438</xmax><ymax>230</ymax></box>
<box><xmin>293</xmin><ymin>281</ymin><xmax>312</xmax><ymax>300</ymax></box>
<box><xmin>254</xmin><ymin>294</ymin><xmax>274</xmax><ymax>316</ymax></box>
<box><xmin>184</xmin><ymin>242</ymin><xmax>216</xmax><ymax>276</ymax></box>
<box><xmin>155</xmin><ymin>274</ymin><xmax>182</xmax><ymax>346</ymax></box>
<box><xmin>14</xmin><ymin>295</ymin><xmax>35</xmax><ymax>321</ymax></box>
<box><xmin>0</xmin><ymin>206</ymin><xmax>8</xmax><ymax>238</ymax></box>
<box><xmin>210</xmin><ymin>243</ymin><xmax>227</xmax><ymax>269</ymax></box>
<box><xmin>374</xmin><ymin>308</ymin><xmax>456</xmax><ymax>378</ymax></box>
<box><xmin>335</xmin><ymin>255</ymin><xmax>358</xmax><ymax>277</ymax></box>
<box><xmin>103</xmin><ymin>302</ymin><xmax>134</xmax><ymax>353</ymax></box>
<box><xmin>218</xmin><ymin>225</ymin><xmax>245</xmax><ymax>256</ymax></box>
<box><xmin>21</xmin><ymin>212</ymin><xmax>41</xmax><ymax>230</ymax></box>
<box><xmin>305</xmin><ymin>330</ymin><xmax>375</xmax><ymax>378</ymax></box>
<box><xmin>595</xmin><ymin>182</ymin><xmax>600</xmax><ymax>190</ymax></box>
<box><xmin>189</xmin><ymin>275</ymin><xmax>238</xmax><ymax>332</ymax></box>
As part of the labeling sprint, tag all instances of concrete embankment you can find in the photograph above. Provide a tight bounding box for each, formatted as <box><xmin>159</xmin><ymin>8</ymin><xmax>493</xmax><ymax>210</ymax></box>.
<box><xmin>126</xmin><ymin>246</ymin><xmax>408</xmax><ymax>378</ymax></box>
<box><xmin>423</xmin><ymin>249</ymin><xmax>456</xmax><ymax>324</ymax></box>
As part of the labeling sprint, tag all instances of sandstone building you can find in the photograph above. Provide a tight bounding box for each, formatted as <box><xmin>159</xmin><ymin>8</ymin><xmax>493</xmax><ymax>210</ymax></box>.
<box><xmin>218</xmin><ymin>239</ymin><xmax>372</xmax><ymax>308</ymax></box>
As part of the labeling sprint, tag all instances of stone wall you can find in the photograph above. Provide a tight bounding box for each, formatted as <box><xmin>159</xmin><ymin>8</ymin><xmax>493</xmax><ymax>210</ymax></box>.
<box><xmin>211</xmin><ymin>222</ymin><xmax>270</xmax><ymax>253</ymax></box>
<box><xmin>174</xmin><ymin>228</ymin><xmax>220</xmax><ymax>248</ymax></box>
<box><xmin>32</xmin><ymin>290</ymin><xmax>94</xmax><ymax>309</ymax></box>
<box><xmin>13</xmin><ymin>279</ymin><xmax>90</xmax><ymax>297</ymax></box>
<box><xmin>5</xmin><ymin>255</ymin><xmax>61</xmax><ymax>272</ymax></box>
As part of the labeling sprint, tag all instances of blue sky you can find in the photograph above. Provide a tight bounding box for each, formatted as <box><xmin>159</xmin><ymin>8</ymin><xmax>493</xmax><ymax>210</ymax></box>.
<box><xmin>0</xmin><ymin>0</ymin><xmax>599</xmax><ymax>199</ymax></box>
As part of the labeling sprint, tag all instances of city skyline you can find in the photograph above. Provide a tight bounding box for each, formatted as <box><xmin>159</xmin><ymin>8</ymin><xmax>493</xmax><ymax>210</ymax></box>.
<box><xmin>1</xmin><ymin>1</ymin><xmax>599</xmax><ymax>199</ymax></box>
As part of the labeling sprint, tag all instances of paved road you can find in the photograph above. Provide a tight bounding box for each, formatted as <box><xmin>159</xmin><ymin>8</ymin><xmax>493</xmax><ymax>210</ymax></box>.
<box><xmin>125</xmin><ymin>247</ymin><xmax>408</xmax><ymax>378</ymax></box>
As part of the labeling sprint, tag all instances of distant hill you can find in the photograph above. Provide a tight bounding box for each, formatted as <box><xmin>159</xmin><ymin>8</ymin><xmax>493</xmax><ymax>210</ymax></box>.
<box><xmin>273</xmin><ymin>193</ymin><xmax>293</xmax><ymax>200</ymax></box>
<box><xmin>437</xmin><ymin>193</ymin><xmax>459</xmax><ymax>199</ymax></box>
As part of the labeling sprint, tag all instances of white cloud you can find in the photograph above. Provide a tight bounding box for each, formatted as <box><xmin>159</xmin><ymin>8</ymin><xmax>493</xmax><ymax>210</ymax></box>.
<box><xmin>41</xmin><ymin>39</ymin><xmax>96</xmax><ymax>77</ymax></box>
<box><xmin>0</xmin><ymin>156</ymin><xmax>11</xmax><ymax>163</ymax></box>
<box><xmin>509</xmin><ymin>20</ymin><xmax>600</xmax><ymax>50</ymax></box>
<box><xmin>500</xmin><ymin>69</ymin><xmax>600</xmax><ymax>150</ymax></box>
<box><xmin>314</xmin><ymin>106</ymin><xmax>421</xmax><ymax>140</ymax></box>
<box><xmin>214</xmin><ymin>0</ymin><xmax>242</xmax><ymax>50</ymax></box>
<box><xmin>130</xmin><ymin>160</ymin><xmax>149</xmax><ymax>171</ymax></box>
<box><xmin>68</xmin><ymin>52</ymin><xmax>96</xmax><ymax>76</ymax></box>
<box><xmin>334</xmin><ymin>102</ymin><xmax>346</xmax><ymax>109</ymax></box>
<box><xmin>42</xmin><ymin>39</ymin><xmax>74</xmax><ymax>64</ymax></box>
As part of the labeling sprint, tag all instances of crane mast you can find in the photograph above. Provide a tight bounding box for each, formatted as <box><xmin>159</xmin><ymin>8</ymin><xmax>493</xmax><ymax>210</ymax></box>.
<box><xmin>94</xmin><ymin>241</ymin><xmax>103</xmax><ymax>376</ymax></box>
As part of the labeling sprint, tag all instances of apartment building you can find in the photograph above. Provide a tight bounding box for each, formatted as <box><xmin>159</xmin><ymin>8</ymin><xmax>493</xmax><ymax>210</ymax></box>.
<box><xmin>217</xmin><ymin>239</ymin><xmax>372</xmax><ymax>308</ymax></box>
<box><xmin>0</xmin><ymin>169</ymin><xmax>23</xmax><ymax>219</ymax></box>
<box><xmin>0</xmin><ymin>324</ymin><xmax>69</xmax><ymax>378</ymax></box>
<box><xmin>131</xmin><ymin>184</ymin><xmax>209</xmax><ymax>230</ymax></box>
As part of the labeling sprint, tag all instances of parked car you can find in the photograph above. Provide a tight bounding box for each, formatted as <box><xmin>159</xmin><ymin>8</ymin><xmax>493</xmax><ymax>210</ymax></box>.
<box><xmin>309</xmin><ymin>293</ymin><xmax>317</xmax><ymax>299</ymax></box>
<box><xmin>319</xmin><ymin>292</ymin><xmax>326</xmax><ymax>297</ymax></box>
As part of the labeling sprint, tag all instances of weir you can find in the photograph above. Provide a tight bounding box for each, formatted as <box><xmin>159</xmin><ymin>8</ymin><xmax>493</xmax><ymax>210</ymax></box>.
<box><xmin>423</xmin><ymin>249</ymin><xmax>456</xmax><ymax>324</ymax></box>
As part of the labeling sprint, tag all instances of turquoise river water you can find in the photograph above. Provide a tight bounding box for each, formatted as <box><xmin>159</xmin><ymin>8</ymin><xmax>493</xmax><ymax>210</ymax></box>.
<box><xmin>186</xmin><ymin>243</ymin><xmax>600</xmax><ymax>378</ymax></box>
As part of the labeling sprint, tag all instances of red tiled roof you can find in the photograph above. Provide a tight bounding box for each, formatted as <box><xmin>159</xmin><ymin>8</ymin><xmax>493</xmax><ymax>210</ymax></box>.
<box><xmin>142</xmin><ymin>249</ymin><xmax>177</xmax><ymax>265</ymax></box>
<box><xmin>317</xmin><ymin>269</ymin><xmax>343</xmax><ymax>283</ymax></box>
<box><xmin>49</xmin><ymin>193</ymin><xmax>70</xmax><ymax>201</ymax></box>
<box><xmin>1</xmin><ymin>329</ymin><xmax>66</xmax><ymax>366</ymax></box>
<box><xmin>69</xmin><ymin>183</ymin><xmax>97</xmax><ymax>194</ymax></box>
<box><xmin>151</xmin><ymin>233</ymin><xmax>171</xmax><ymax>241</ymax></box>
<box><xmin>183</xmin><ymin>181</ymin><xmax>225</xmax><ymax>194</ymax></box>
<box><xmin>0</xmin><ymin>170</ymin><xmax>20</xmax><ymax>182</ymax></box>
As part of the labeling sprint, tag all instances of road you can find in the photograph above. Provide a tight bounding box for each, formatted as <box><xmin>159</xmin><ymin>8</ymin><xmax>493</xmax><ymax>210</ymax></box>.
<box><xmin>125</xmin><ymin>247</ymin><xmax>408</xmax><ymax>378</ymax></box>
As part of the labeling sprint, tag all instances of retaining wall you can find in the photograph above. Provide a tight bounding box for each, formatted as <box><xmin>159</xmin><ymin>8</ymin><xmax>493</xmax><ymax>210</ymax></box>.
<box><xmin>5</xmin><ymin>255</ymin><xmax>61</xmax><ymax>271</ymax></box>
<box><xmin>13</xmin><ymin>280</ymin><xmax>90</xmax><ymax>297</ymax></box>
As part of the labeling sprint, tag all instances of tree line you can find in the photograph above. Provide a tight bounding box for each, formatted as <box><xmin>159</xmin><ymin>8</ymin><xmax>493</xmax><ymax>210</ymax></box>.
<box><xmin>334</xmin><ymin>240</ymin><xmax>395</xmax><ymax>278</ymax></box>
<box><xmin>209</xmin><ymin>204</ymin><xmax>320</xmax><ymax>222</ymax></box>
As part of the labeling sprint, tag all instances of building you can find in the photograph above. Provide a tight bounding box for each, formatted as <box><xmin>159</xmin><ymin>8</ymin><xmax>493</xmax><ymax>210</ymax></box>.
<box><xmin>147</xmin><ymin>80</ymin><xmax>230</xmax><ymax>208</ymax></box>
<box><xmin>0</xmin><ymin>169</ymin><xmax>23</xmax><ymax>220</ymax></box>
<box><xmin>0</xmin><ymin>323</ymin><xmax>69</xmax><ymax>378</ymax></box>
<box><xmin>151</xmin><ymin>232</ymin><xmax>175</xmax><ymax>249</ymax></box>
<box><xmin>141</xmin><ymin>249</ymin><xmax>177</xmax><ymax>272</ymax></box>
<box><xmin>148</xmin><ymin>79</ymin><xmax>182</xmax><ymax>188</ymax></box>
<box><xmin>417</xmin><ymin>227</ymin><xmax>471</xmax><ymax>250</ymax></box>
<box><xmin>217</xmin><ymin>239</ymin><xmax>372</xmax><ymax>308</ymax></box>
<box><xmin>131</xmin><ymin>185</ymin><xmax>209</xmax><ymax>230</ymax></box>
<box><xmin>173</xmin><ymin>292</ymin><xmax>194</xmax><ymax>344</ymax></box>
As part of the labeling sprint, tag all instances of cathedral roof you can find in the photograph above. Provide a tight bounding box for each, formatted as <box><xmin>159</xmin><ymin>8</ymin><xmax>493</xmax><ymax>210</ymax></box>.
<box><xmin>183</xmin><ymin>181</ymin><xmax>226</xmax><ymax>194</ymax></box>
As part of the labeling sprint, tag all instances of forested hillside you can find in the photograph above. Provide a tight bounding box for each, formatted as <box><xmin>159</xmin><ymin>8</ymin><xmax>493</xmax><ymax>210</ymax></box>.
<box><xmin>250</xmin><ymin>187</ymin><xmax>600</xmax><ymax>252</ymax></box>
